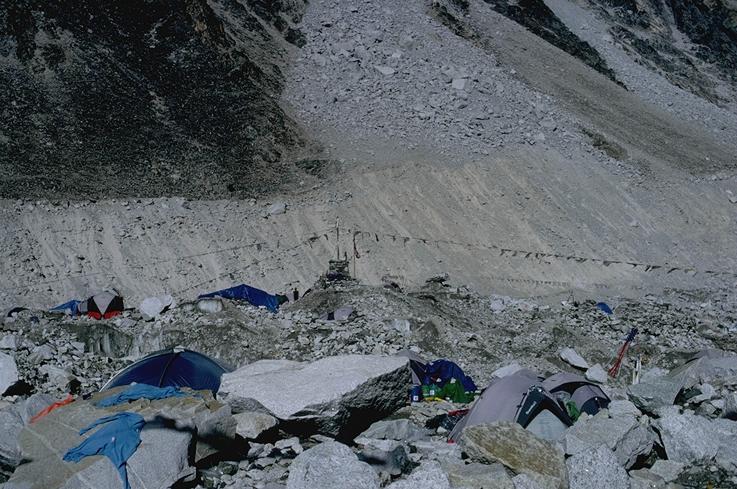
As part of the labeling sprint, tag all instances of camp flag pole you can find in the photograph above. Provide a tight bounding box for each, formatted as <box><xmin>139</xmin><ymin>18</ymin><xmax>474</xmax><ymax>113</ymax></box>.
<box><xmin>335</xmin><ymin>218</ymin><xmax>340</xmax><ymax>260</ymax></box>
<box><xmin>608</xmin><ymin>327</ymin><xmax>639</xmax><ymax>378</ymax></box>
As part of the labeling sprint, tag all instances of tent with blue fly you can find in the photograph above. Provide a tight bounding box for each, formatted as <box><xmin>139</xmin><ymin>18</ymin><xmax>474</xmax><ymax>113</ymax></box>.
<box><xmin>102</xmin><ymin>347</ymin><xmax>231</xmax><ymax>393</ymax></box>
<box><xmin>49</xmin><ymin>300</ymin><xmax>81</xmax><ymax>316</ymax></box>
<box><xmin>198</xmin><ymin>283</ymin><xmax>280</xmax><ymax>312</ymax></box>
<box><xmin>596</xmin><ymin>302</ymin><xmax>613</xmax><ymax>315</ymax></box>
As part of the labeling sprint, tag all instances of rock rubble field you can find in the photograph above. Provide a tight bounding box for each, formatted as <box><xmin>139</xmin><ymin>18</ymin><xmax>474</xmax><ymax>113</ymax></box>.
<box><xmin>1</xmin><ymin>275</ymin><xmax>737</xmax><ymax>488</ymax></box>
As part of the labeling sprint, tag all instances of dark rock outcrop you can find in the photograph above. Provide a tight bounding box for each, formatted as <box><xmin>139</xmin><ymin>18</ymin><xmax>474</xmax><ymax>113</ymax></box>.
<box><xmin>0</xmin><ymin>0</ymin><xmax>309</xmax><ymax>199</ymax></box>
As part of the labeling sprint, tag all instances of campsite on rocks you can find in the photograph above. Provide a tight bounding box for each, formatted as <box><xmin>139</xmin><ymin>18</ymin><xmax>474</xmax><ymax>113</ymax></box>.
<box><xmin>2</xmin><ymin>0</ymin><xmax>737</xmax><ymax>487</ymax></box>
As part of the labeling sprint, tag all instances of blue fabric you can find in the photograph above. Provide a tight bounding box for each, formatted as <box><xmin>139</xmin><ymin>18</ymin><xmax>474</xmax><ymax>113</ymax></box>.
<box><xmin>596</xmin><ymin>302</ymin><xmax>613</xmax><ymax>315</ymax></box>
<box><xmin>63</xmin><ymin>412</ymin><xmax>145</xmax><ymax>489</ymax></box>
<box><xmin>50</xmin><ymin>300</ymin><xmax>81</xmax><ymax>316</ymax></box>
<box><xmin>97</xmin><ymin>384</ymin><xmax>188</xmax><ymax>407</ymax></box>
<box><xmin>104</xmin><ymin>349</ymin><xmax>228</xmax><ymax>393</ymax></box>
<box><xmin>423</xmin><ymin>359</ymin><xmax>477</xmax><ymax>392</ymax></box>
<box><xmin>199</xmin><ymin>284</ymin><xmax>279</xmax><ymax>312</ymax></box>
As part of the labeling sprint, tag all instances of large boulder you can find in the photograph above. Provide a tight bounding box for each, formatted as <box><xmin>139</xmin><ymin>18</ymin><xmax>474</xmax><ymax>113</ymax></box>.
<box><xmin>563</xmin><ymin>411</ymin><xmax>637</xmax><ymax>456</ymax></box>
<box><xmin>219</xmin><ymin>355</ymin><xmax>411</xmax><ymax>440</ymax></box>
<box><xmin>653</xmin><ymin>412</ymin><xmax>720</xmax><ymax>464</ymax></box>
<box><xmin>0</xmin><ymin>352</ymin><xmax>19</xmax><ymax>394</ymax></box>
<box><xmin>460</xmin><ymin>422</ymin><xmax>567</xmax><ymax>489</ymax></box>
<box><xmin>0</xmin><ymin>394</ymin><xmax>54</xmax><ymax>475</ymax></box>
<box><xmin>0</xmin><ymin>406</ymin><xmax>23</xmax><ymax>473</ymax></box>
<box><xmin>627</xmin><ymin>378</ymin><xmax>683</xmax><ymax>413</ymax></box>
<box><xmin>563</xmin><ymin>411</ymin><xmax>654</xmax><ymax>468</ymax></box>
<box><xmin>711</xmin><ymin>418</ymin><xmax>737</xmax><ymax>472</ymax></box>
<box><xmin>4</xmin><ymin>386</ymin><xmax>235</xmax><ymax>489</ymax></box>
<box><xmin>566</xmin><ymin>446</ymin><xmax>630</xmax><ymax>489</ymax></box>
<box><xmin>614</xmin><ymin>424</ymin><xmax>655</xmax><ymax>469</ymax></box>
<box><xmin>628</xmin><ymin>350</ymin><xmax>737</xmax><ymax>413</ymax></box>
<box><xmin>286</xmin><ymin>441</ymin><xmax>379</xmax><ymax>489</ymax></box>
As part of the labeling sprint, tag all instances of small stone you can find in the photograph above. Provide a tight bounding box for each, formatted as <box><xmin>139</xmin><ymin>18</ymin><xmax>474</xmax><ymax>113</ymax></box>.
<box><xmin>233</xmin><ymin>411</ymin><xmax>278</xmax><ymax>440</ymax></box>
<box><xmin>268</xmin><ymin>202</ymin><xmax>287</xmax><ymax>215</ymax></box>
<box><xmin>560</xmin><ymin>348</ymin><xmax>589</xmax><ymax>369</ymax></box>
<box><xmin>386</xmin><ymin>461</ymin><xmax>451</xmax><ymax>489</ymax></box>
<box><xmin>585</xmin><ymin>364</ymin><xmax>608</xmax><ymax>384</ymax></box>
<box><xmin>0</xmin><ymin>335</ymin><xmax>19</xmax><ymax>350</ymax></box>
<box><xmin>491</xmin><ymin>363</ymin><xmax>523</xmax><ymax>379</ymax></box>
<box><xmin>374</xmin><ymin>65</ymin><xmax>395</xmax><ymax>76</ymax></box>
<box><xmin>451</xmin><ymin>78</ymin><xmax>468</xmax><ymax>90</ymax></box>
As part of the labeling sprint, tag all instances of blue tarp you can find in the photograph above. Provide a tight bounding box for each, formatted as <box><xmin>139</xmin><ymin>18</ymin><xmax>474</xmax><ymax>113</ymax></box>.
<box><xmin>63</xmin><ymin>412</ymin><xmax>145</xmax><ymax>489</ymax></box>
<box><xmin>422</xmin><ymin>359</ymin><xmax>477</xmax><ymax>392</ymax></box>
<box><xmin>97</xmin><ymin>384</ymin><xmax>189</xmax><ymax>407</ymax></box>
<box><xmin>596</xmin><ymin>302</ymin><xmax>613</xmax><ymax>315</ymax></box>
<box><xmin>198</xmin><ymin>284</ymin><xmax>279</xmax><ymax>312</ymax></box>
<box><xmin>50</xmin><ymin>300</ymin><xmax>81</xmax><ymax>316</ymax></box>
<box><xmin>102</xmin><ymin>349</ymin><xmax>229</xmax><ymax>393</ymax></box>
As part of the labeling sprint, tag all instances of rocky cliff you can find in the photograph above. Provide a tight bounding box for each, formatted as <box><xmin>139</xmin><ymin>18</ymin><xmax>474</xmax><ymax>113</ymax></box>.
<box><xmin>0</xmin><ymin>0</ymin><xmax>309</xmax><ymax>199</ymax></box>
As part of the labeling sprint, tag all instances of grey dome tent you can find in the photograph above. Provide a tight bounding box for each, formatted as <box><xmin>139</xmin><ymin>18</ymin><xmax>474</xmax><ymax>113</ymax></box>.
<box><xmin>396</xmin><ymin>349</ymin><xmax>427</xmax><ymax>385</ymax></box>
<box><xmin>102</xmin><ymin>347</ymin><xmax>231</xmax><ymax>393</ymax></box>
<box><xmin>449</xmin><ymin>370</ymin><xmax>572</xmax><ymax>442</ymax></box>
<box><xmin>541</xmin><ymin>372</ymin><xmax>610</xmax><ymax>416</ymax></box>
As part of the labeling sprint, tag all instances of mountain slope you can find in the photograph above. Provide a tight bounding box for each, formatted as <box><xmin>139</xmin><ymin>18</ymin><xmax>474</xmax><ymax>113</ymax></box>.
<box><xmin>0</xmin><ymin>0</ymin><xmax>310</xmax><ymax>199</ymax></box>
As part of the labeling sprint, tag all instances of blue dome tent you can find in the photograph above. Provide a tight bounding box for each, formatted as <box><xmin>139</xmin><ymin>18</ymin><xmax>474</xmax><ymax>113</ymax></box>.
<box><xmin>102</xmin><ymin>348</ymin><xmax>231</xmax><ymax>393</ymax></box>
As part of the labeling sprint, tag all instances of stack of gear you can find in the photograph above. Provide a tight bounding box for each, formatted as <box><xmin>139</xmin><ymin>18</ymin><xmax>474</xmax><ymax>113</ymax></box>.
<box><xmin>400</xmin><ymin>355</ymin><xmax>478</xmax><ymax>404</ymax></box>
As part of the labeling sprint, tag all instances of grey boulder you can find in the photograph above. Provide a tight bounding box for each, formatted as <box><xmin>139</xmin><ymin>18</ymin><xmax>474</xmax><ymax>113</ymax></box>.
<box><xmin>460</xmin><ymin>422</ymin><xmax>567</xmax><ymax>489</ymax></box>
<box><xmin>357</xmin><ymin>445</ymin><xmax>412</xmax><ymax>476</ymax></box>
<box><xmin>386</xmin><ymin>461</ymin><xmax>451</xmax><ymax>489</ymax></box>
<box><xmin>512</xmin><ymin>474</ymin><xmax>547</xmax><ymax>489</ymax></box>
<box><xmin>563</xmin><ymin>411</ymin><xmax>636</xmax><ymax>456</ymax></box>
<box><xmin>566</xmin><ymin>446</ymin><xmax>630</xmax><ymax>489</ymax></box>
<box><xmin>356</xmin><ymin>419</ymin><xmax>430</xmax><ymax>443</ymax></box>
<box><xmin>220</xmin><ymin>355</ymin><xmax>410</xmax><ymax>439</ymax></box>
<box><xmin>559</xmin><ymin>348</ymin><xmax>589</xmax><ymax>369</ymax></box>
<box><xmin>653</xmin><ymin>412</ymin><xmax>720</xmax><ymax>464</ymax></box>
<box><xmin>563</xmin><ymin>410</ymin><xmax>654</xmax><ymax>468</ymax></box>
<box><xmin>0</xmin><ymin>405</ymin><xmax>23</xmax><ymax>472</ymax></box>
<box><xmin>614</xmin><ymin>424</ymin><xmax>655</xmax><ymax>469</ymax></box>
<box><xmin>267</xmin><ymin>202</ymin><xmax>287</xmax><ymax>215</ymax></box>
<box><xmin>0</xmin><ymin>352</ymin><xmax>19</xmax><ymax>394</ymax></box>
<box><xmin>648</xmin><ymin>460</ymin><xmax>684</xmax><ymax>483</ymax></box>
<box><xmin>443</xmin><ymin>462</ymin><xmax>514</xmax><ymax>489</ymax></box>
<box><xmin>628</xmin><ymin>469</ymin><xmax>665</xmax><ymax>489</ymax></box>
<box><xmin>233</xmin><ymin>411</ymin><xmax>278</xmax><ymax>440</ymax></box>
<box><xmin>286</xmin><ymin>441</ymin><xmax>379</xmax><ymax>489</ymax></box>
<box><xmin>627</xmin><ymin>377</ymin><xmax>683</xmax><ymax>414</ymax></box>
<box><xmin>584</xmin><ymin>364</ymin><xmax>608</xmax><ymax>384</ymax></box>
